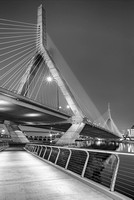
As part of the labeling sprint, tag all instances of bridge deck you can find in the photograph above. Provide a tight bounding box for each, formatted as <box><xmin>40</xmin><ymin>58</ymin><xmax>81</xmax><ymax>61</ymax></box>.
<box><xmin>0</xmin><ymin>148</ymin><xmax>112</xmax><ymax>200</ymax></box>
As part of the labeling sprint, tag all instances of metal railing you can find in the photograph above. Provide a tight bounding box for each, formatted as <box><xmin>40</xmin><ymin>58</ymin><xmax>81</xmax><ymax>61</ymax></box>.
<box><xmin>25</xmin><ymin>144</ymin><xmax>133</xmax><ymax>199</ymax></box>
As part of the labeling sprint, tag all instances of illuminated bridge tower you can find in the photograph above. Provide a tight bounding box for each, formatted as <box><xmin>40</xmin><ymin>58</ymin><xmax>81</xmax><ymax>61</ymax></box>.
<box><xmin>17</xmin><ymin>5</ymin><xmax>86</xmax><ymax>145</ymax></box>
<box><xmin>103</xmin><ymin>103</ymin><xmax>122</xmax><ymax>136</ymax></box>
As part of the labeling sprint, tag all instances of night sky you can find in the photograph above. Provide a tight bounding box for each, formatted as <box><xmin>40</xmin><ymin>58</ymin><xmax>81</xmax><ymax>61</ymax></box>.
<box><xmin>0</xmin><ymin>0</ymin><xmax>134</xmax><ymax>131</ymax></box>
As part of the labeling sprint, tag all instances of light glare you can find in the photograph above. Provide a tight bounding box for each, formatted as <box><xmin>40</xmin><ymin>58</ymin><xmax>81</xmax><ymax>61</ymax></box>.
<box><xmin>24</xmin><ymin>113</ymin><xmax>41</xmax><ymax>117</ymax></box>
<box><xmin>46</xmin><ymin>76</ymin><xmax>53</xmax><ymax>82</ymax></box>
<box><xmin>0</xmin><ymin>100</ymin><xmax>11</xmax><ymax>105</ymax></box>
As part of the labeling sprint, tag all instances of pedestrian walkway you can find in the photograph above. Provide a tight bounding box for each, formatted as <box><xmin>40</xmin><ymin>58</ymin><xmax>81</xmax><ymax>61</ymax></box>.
<box><xmin>0</xmin><ymin>148</ymin><xmax>112</xmax><ymax>200</ymax></box>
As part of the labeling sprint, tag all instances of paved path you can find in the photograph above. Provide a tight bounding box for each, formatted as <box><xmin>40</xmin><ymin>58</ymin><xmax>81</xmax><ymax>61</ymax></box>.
<box><xmin>0</xmin><ymin>148</ymin><xmax>112</xmax><ymax>200</ymax></box>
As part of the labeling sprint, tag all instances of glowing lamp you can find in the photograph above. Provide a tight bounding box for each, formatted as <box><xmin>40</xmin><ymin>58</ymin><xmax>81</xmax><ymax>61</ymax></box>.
<box><xmin>46</xmin><ymin>76</ymin><xmax>53</xmax><ymax>82</ymax></box>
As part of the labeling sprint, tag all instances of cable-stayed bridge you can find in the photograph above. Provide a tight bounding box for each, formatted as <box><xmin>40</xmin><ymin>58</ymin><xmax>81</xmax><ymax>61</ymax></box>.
<box><xmin>0</xmin><ymin>5</ymin><xmax>122</xmax><ymax>144</ymax></box>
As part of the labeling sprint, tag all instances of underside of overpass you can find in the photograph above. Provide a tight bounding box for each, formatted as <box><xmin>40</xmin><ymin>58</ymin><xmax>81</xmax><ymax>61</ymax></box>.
<box><xmin>0</xmin><ymin>88</ymin><xmax>120</xmax><ymax>141</ymax></box>
<box><xmin>28</xmin><ymin>123</ymin><xmax>119</xmax><ymax>139</ymax></box>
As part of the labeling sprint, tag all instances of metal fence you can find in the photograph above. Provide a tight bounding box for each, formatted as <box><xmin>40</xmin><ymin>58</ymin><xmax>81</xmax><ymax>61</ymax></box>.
<box><xmin>25</xmin><ymin>144</ymin><xmax>134</xmax><ymax>199</ymax></box>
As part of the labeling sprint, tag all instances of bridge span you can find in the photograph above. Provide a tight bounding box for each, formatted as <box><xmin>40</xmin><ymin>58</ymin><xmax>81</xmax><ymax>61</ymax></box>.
<box><xmin>0</xmin><ymin>87</ymin><xmax>119</xmax><ymax>140</ymax></box>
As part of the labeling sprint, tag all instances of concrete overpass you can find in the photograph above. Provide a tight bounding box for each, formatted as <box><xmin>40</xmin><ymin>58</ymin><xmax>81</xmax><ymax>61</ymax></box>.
<box><xmin>0</xmin><ymin>87</ymin><xmax>120</xmax><ymax>140</ymax></box>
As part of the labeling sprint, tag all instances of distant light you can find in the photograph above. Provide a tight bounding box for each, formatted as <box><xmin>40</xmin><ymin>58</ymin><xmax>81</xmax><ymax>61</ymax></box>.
<box><xmin>25</xmin><ymin>122</ymin><xmax>35</xmax><ymax>125</ymax></box>
<box><xmin>0</xmin><ymin>100</ymin><xmax>11</xmax><ymax>105</ymax></box>
<box><xmin>24</xmin><ymin>113</ymin><xmax>41</xmax><ymax>117</ymax></box>
<box><xmin>0</xmin><ymin>100</ymin><xmax>13</xmax><ymax>111</ymax></box>
<box><xmin>0</xmin><ymin>107</ymin><xmax>13</xmax><ymax>111</ymax></box>
<box><xmin>46</xmin><ymin>76</ymin><xmax>53</xmax><ymax>82</ymax></box>
<box><xmin>1</xmin><ymin>129</ymin><xmax>5</xmax><ymax>134</ymax></box>
<box><xmin>96</xmin><ymin>140</ymin><xmax>101</xmax><ymax>146</ymax></box>
<box><xmin>66</xmin><ymin>105</ymin><xmax>70</xmax><ymax>109</ymax></box>
<box><xmin>59</xmin><ymin>106</ymin><xmax>62</xmax><ymax>109</ymax></box>
<box><xmin>0</xmin><ymin>107</ymin><xmax>11</xmax><ymax>111</ymax></box>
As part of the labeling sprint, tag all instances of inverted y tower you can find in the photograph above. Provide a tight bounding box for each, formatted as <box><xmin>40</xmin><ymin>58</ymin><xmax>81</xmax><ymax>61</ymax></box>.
<box><xmin>18</xmin><ymin>5</ymin><xmax>86</xmax><ymax>145</ymax></box>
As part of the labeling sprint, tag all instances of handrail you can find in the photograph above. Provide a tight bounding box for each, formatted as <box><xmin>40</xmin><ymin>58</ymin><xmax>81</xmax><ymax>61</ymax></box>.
<box><xmin>26</xmin><ymin>143</ymin><xmax>134</xmax><ymax>156</ymax></box>
<box><xmin>81</xmin><ymin>151</ymin><xmax>89</xmax><ymax>177</ymax></box>
<box><xmin>25</xmin><ymin>143</ymin><xmax>133</xmax><ymax>199</ymax></box>
<box><xmin>110</xmin><ymin>154</ymin><xmax>120</xmax><ymax>192</ymax></box>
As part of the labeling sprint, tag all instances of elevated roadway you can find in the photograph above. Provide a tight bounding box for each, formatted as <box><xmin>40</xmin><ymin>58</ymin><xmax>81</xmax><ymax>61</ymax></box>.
<box><xmin>0</xmin><ymin>87</ymin><xmax>119</xmax><ymax>139</ymax></box>
<box><xmin>0</xmin><ymin>87</ymin><xmax>70</xmax><ymax>125</ymax></box>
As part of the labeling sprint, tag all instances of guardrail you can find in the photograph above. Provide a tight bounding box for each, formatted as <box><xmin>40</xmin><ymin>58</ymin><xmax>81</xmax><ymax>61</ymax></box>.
<box><xmin>0</xmin><ymin>142</ymin><xmax>9</xmax><ymax>151</ymax></box>
<box><xmin>25</xmin><ymin>144</ymin><xmax>133</xmax><ymax>199</ymax></box>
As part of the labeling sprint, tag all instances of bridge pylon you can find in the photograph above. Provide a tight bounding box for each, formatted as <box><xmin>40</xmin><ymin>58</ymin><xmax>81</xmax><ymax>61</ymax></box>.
<box><xmin>18</xmin><ymin>4</ymin><xmax>87</xmax><ymax>145</ymax></box>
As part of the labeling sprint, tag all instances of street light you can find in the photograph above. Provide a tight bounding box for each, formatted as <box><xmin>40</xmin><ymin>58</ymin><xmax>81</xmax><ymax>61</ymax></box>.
<box><xmin>46</xmin><ymin>76</ymin><xmax>53</xmax><ymax>82</ymax></box>
<box><xmin>66</xmin><ymin>105</ymin><xmax>70</xmax><ymax>109</ymax></box>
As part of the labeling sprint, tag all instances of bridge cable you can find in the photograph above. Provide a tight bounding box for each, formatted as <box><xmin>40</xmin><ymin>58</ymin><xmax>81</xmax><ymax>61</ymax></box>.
<box><xmin>0</xmin><ymin>35</ymin><xmax>36</xmax><ymax>45</ymax></box>
<box><xmin>9</xmin><ymin>61</ymin><xmax>33</xmax><ymax>92</ymax></box>
<box><xmin>0</xmin><ymin>27</ymin><xmax>37</xmax><ymax>31</ymax></box>
<box><xmin>0</xmin><ymin>48</ymin><xmax>35</xmax><ymax>71</ymax></box>
<box><xmin>8</xmin><ymin>64</ymin><xmax>28</xmax><ymax>91</ymax></box>
<box><xmin>0</xmin><ymin>31</ymin><xmax>37</xmax><ymax>35</ymax></box>
<box><xmin>0</xmin><ymin>18</ymin><xmax>36</xmax><ymax>27</ymax></box>
<box><xmin>0</xmin><ymin>45</ymin><xmax>36</xmax><ymax>64</ymax></box>
<box><xmin>0</xmin><ymin>51</ymin><xmax>35</xmax><ymax>81</ymax></box>
<box><xmin>2</xmin><ymin>64</ymin><xmax>27</xmax><ymax>89</ymax></box>
<box><xmin>14</xmin><ymin>53</ymin><xmax>39</xmax><ymax>93</ymax></box>
<box><xmin>0</xmin><ymin>22</ymin><xmax>37</xmax><ymax>29</ymax></box>
<box><xmin>13</xmin><ymin>55</ymin><xmax>37</xmax><ymax>92</ymax></box>
<box><xmin>35</xmin><ymin>64</ymin><xmax>60</xmax><ymax>109</ymax></box>
<box><xmin>0</xmin><ymin>37</ymin><xmax>36</xmax><ymax>51</ymax></box>
<box><xmin>8</xmin><ymin>53</ymin><xmax>36</xmax><ymax>91</ymax></box>
<box><xmin>0</xmin><ymin>34</ymin><xmax>37</xmax><ymax>40</ymax></box>
<box><xmin>1</xmin><ymin>51</ymin><xmax>35</xmax><ymax>89</ymax></box>
<box><xmin>0</xmin><ymin>42</ymin><xmax>36</xmax><ymax>57</ymax></box>
<box><xmin>29</xmin><ymin>61</ymin><xmax>44</xmax><ymax>99</ymax></box>
<box><xmin>34</xmin><ymin>62</ymin><xmax>47</xmax><ymax>101</ymax></box>
<box><xmin>23</xmin><ymin>54</ymin><xmax>44</xmax><ymax>96</ymax></box>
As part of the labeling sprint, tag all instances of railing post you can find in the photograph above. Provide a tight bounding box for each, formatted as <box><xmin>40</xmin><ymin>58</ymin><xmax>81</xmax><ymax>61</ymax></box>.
<box><xmin>48</xmin><ymin>147</ymin><xmax>52</xmax><ymax>160</ymax></box>
<box><xmin>26</xmin><ymin>145</ymin><xmax>29</xmax><ymax>151</ymax></box>
<box><xmin>29</xmin><ymin>145</ymin><xmax>31</xmax><ymax>151</ymax></box>
<box><xmin>32</xmin><ymin>146</ymin><xmax>34</xmax><ymax>152</ymax></box>
<box><xmin>29</xmin><ymin>145</ymin><xmax>32</xmax><ymax>152</ymax></box>
<box><xmin>110</xmin><ymin>155</ymin><xmax>120</xmax><ymax>192</ymax></box>
<box><xmin>36</xmin><ymin>145</ymin><xmax>39</xmax><ymax>154</ymax></box>
<box><xmin>29</xmin><ymin>145</ymin><xmax>31</xmax><ymax>152</ymax></box>
<box><xmin>55</xmin><ymin>148</ymin><xmax>60</xmax><ymax>164</ymax></box>
<box><xmin>43</xmin><ymin>146</ymin><xmax>47</xmax><ymax>158</ymax></box>
<box><xmin>33</xmin><ymin>145</ymin><xmax>37</xmax><ymax>153</ymax></box>
<box><xmin>81</xmin><ymin>151</ymin><xmax>89</xmax><ymax>177</ymax></box>
<box><xmin>65</xmin><ymin>149</ymin><xmax>72</xmax><ymax>169</ymax></box>
<box><xmin>32</xmin><ymin>145</ymin><xmax>35</xmax><ymax>153</ymax></box>
<box><xmin>39</xmin><ymin>146</ymin><xmax>43</xmax><ymax>157</ymax></box>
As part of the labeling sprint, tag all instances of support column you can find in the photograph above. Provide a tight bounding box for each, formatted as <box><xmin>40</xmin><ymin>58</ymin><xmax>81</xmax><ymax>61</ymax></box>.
<box><xmin>3</xmin><ymin>121</ymin><xmax>29</xmax><ymax>143</ymax></box>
